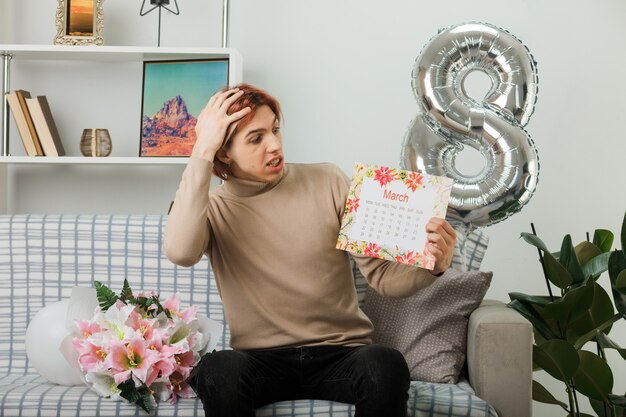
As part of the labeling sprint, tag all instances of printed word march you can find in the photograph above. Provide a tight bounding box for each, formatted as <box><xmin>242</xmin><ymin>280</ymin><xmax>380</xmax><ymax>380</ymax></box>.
<box><xmin>382</xmin><ymin>189</ymin><xmax>409</xmax><ymax>202</ymax></box>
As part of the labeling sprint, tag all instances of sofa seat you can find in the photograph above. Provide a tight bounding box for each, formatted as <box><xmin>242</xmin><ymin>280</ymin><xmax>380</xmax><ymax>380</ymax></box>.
<box><xmin>0</xmin><ymin>374</ymin><xmax>495</xmax><ymax>417</ymax></box>
<box><xmin>0</xmin><ymin>215</ymin><xmax>529</xmax><ymax>417</ymax></box>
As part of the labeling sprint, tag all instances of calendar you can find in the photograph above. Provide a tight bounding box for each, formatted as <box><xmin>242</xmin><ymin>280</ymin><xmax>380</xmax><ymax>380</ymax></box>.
<box><xmin>336</xmin><ymin>163</ymin><xmax>453</xmax><ymax>269</ymax></box>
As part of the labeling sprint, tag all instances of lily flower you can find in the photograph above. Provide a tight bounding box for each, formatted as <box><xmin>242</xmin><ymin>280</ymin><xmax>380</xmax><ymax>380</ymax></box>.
<box><xmin>162</xmin><ymin>294</ymin><xmax>198</xmax><ymax>324</ymax></box>
<box><xmin>75</xmin><ymin>320</ymin><xmax>102</xmax><ymax>339</ymax></box>
<box><xmin>128</xmin><ymin>310</ymin><xmax>156</xmax><ymax>340</ymax></box>
<box><xmin>73</xmin><ymin>339</ymin><xmax>107</xmax><ymax>373</ymax></box>
<box><xmin>94</xmin><ymin>302</ymin><xmax>136</xmax><ymax>341</ymax></box>
<box><xmin>167</xmin><ymin>370</ymin><xmax>196</xmax><ymax>403</ymax></box>
<box><xmin>105</xmin><ymin>334</ymin><xmax>159</xmax><ymax>385</ymax></box>
<box><xmin>85</xmin><ymin>372</ymin><xmax>122</xmax><ymax>400</ymax></box>
<box><xmin>173</xmin><ymin>350</ymin><xmax>196</xmax><ymax>381</ymax></box>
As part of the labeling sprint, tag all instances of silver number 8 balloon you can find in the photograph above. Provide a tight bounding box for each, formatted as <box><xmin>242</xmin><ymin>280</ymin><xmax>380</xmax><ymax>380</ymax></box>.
<box><xmin>401</xmin><ymin>22</ymin><xmax>539</xmax><ymax>231</ymax></box>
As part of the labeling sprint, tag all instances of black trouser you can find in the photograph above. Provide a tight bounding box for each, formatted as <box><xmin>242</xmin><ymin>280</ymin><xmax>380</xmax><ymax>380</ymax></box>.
<box><xmin>189</xmin><ymin>344</ymin><xmax>410</xmax><ymax>417</ymax></box>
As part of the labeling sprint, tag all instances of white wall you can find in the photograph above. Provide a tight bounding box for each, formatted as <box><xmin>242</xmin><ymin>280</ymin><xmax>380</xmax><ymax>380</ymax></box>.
<box><xmin>0</xmin><ymin>1</ymin><xmax>13</xmax><ymax>43</ymax></box>
<box><xmin>3</xmin><ymin>0</ymin><xmax>626</xmax><ymax>415</ymax></box>
<box><xmin>237</xmin><ymin>3</ymin><xmax>626</xmax><ymax>415</ymax></box>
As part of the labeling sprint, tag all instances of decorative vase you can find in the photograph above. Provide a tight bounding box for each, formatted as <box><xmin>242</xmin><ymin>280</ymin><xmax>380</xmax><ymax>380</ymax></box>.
<box><xmin>25</xmin><ymin>300</ymin><xmax>84</xmax><ymax>385</ymax></box>
<box><xmin>80</xmin><ymin>128</ymin><xmax>112</xmax><ymax>157</ymax></box>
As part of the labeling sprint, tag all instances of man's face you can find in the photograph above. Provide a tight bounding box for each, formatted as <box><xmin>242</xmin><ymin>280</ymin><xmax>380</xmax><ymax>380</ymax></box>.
<box><xmin>220</xmin><ymin>105</ymin><xmax>284</xmax><ymax>183</ymax></box>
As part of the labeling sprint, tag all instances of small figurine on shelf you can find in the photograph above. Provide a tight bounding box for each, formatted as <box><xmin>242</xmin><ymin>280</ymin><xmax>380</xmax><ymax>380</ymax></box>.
<box><xmin>80</xmin><ymin>128</ymin><xmax>112</xmax><ymax>157</ymax></box>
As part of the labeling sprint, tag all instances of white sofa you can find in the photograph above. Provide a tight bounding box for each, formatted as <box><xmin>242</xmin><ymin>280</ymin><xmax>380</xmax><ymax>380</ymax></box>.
<box><xmin>0</xmin><ymin>214</ymin><xmax>532</xmax><ymax>417</ymax></box>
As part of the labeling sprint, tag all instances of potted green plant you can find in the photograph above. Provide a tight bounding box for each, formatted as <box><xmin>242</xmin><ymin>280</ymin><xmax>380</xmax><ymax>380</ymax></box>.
<box><xmin>508</xmin><ymin>212</ymin><xmax>626</xmax><ymax>417</ymax></box>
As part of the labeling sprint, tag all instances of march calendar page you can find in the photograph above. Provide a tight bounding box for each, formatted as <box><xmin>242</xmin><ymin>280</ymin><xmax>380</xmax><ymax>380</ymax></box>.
<box><xmin>336</xmin><ymin>163</ymin><xmax>453</xmax><ymax>269</ymax></box>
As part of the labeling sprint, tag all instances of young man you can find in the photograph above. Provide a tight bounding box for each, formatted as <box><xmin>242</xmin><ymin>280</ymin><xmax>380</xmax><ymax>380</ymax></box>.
<box><xmin>164</xmin><ymin>84</ymin><xmax>456</xmax><ymax>417</ymax></box>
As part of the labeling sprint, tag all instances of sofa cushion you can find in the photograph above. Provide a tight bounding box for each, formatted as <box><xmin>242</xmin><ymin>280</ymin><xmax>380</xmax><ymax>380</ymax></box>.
<box><xmin>360</xmin><ymin>227</ymin><xmax>492</xmax><ymax>383</ymax></box>
<box><xmin>363</xmin><ymin>268</ymin><xmax>492</xmax><ymax>383</ymax></box>
<box><xmin>0</xmin><ymin>374</ymin><xmax>496</xmax><ymax>417</ymax></box>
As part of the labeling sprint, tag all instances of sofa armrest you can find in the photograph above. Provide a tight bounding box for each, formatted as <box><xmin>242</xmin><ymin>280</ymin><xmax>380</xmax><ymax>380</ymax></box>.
<box><xmin>467</xmin><ymin>299</ymin><xmax>533</xmax><ymax>417</ymax></box>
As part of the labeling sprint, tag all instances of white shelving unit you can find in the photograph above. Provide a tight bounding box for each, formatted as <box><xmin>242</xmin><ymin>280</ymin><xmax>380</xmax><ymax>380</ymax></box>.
<box><xmin>1</xmin><ymin>44</ymin><xmax>240</xmax><ymax>62</ymax></box>
<box><xmin>0</xmin><ymin>44</ymin><xmax>242</xmax><ymax>214</ymax></box>
<box><xmin>0</xmin><ymin>156</ymin><xmax>188</xmax><ymax>165</ymax></box>
<box><xmin>0</xmin><ymin>44</ymin><xmax>243</xmax><ymax>162</ymax></box>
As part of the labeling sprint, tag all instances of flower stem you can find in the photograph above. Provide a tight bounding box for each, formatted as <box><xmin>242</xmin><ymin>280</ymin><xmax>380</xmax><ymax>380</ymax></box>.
<box><xmin>566</xmin><ymin>381</ymin><xmax>576</xmax><ymax>417</ymax></box>
<box><xmin>570</xmin><ymin>379</ymin><xmax>580</xmax><ymax>417</ymax></box>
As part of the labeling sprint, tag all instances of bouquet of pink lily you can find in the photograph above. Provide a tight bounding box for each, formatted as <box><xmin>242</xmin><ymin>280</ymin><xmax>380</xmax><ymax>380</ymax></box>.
<box><xmin>72</xmin><ymin>279</ymin><xmax>210</xmax><ymax>413</ymax></box>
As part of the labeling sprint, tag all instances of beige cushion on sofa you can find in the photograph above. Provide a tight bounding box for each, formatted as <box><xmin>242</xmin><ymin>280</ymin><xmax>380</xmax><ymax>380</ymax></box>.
<box><xmin>361</xmin><ymin>225</ymin><xmax>492</xmax><ymax>383</ymax></box>
<box><xmin>363</xmin><ymin>268</ymin><xmax>492</xmax><ymax>383</ymax></box>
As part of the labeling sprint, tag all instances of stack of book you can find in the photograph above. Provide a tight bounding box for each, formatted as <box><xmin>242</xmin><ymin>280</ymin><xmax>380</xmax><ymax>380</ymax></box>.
<box><xmin>5</xmin><ymin>89</ymin><xmax>66</xmax><ymax>156</ymax></box>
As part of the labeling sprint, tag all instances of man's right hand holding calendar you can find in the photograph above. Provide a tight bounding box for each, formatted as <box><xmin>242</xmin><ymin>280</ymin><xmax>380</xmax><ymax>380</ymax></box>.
<box><xmin>425</xmin><ymin>217</ymin><xmax>457</xmax><ymax>276</ymax></box>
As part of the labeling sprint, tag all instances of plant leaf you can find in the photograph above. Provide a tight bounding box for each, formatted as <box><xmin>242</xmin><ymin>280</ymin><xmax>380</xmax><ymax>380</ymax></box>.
<box><xmin>120</xmin><ymin>278</ymin><xmax>133</xmax><ymax>302</ymax></box>
<box><xmin>590</xmin><ymin>398</ymin><xmax>612</xmax><ymax>417</ymax></box>
<box><xmin>593</xmin><ymin>229</ymin><xmax>614</xmax><ymax>253</ymax></box>
<box><xmin>118</xmin><ymin>380</ymin><xmax>155</xmax><ymax>413</ymax></box>
<box><xmin>94</xmin><ymin>281</ymin><xmax>118</xmax><ymax>312</ymax></box>
<box><xmin>134</xmin><ymin>387</ymin><xmax>155</xmax><ymax>414</ymax></box>
<box><xmin>118</xmin><ymin>379</ymin><xmax>134</xmax><ymax>396</ymax></box>
<box><xmin>575</xmin><ymin>241</ymin><xmax>602</xmax><ymax>268</ymax></box>
<box><xmin>616</xmin><ymin>270</ymin><xmax>626</xmax><ymax>295</ymax></box>
<box><xmin>533</xmin><ymin>339</ymin><xmax>579</xmax><ymax>382</ymax></box>
<box><xmin>582</xmin><ymin>252</ymin><xmax>611</xmax><ymax>281</ymax></box>
<box><xmin>544</xmin><ymin>251</ymin><xmax>573</xmax><ymax>289</ymax></box>
<box><xmin>596</xmin><ymin>332</ymin><xmax>626</xmax><ymax>360</ymax></box>
<box><xmin>544</xmin><ymin>279</ymin><xmax>594</xmax><ymax>325</ymax></box>
<box><xmin>508</xmin><ymin>292</ymin><xmax>552</xmax><ymax>306</ymax></box>
<box><xmin>573</xmin><ymin>350</ymin><xmax>613</xmax><ymax>402</ymax></box>
<box><xmin>507</xmin><ymin>299</ymin><xmax>558</xmax><ymax>340</ymax></box>
<box><xmin>532</xmin><ymin>379</ymin><xmax>568</xmax><ymax>409</ymax></box>
<box><xmin>608</xmin><ymin>250</ymin><xmax>626</xmax><ymax>317</ymax></box>
<box><xmin>609</xmin><ymin>394</ymin><xmax>626</xmax><ymax>417</ymax></box>
<box><xmin>521</xmin><ymin>232</ymin><xmax>549</xmax><ymax>252</ymax></box>
<box><xmin>574</xmin><ymin>313</ymin><xmax>622</xmax><ymax>350</ymax></box>
<box><xmin>560</xmin><ymin>235</ymin><xmax>585</xmax><ymax>286</ymax></box>
<box><xmin>609</xmin><ymin>394</ymin><xmax>626</xmax><ymax>408</ymax></box>
<box><xmin>152</xmin><ymin>295</ymin><xmax>172</xmax><ymax>319</ymax></box>
<box><xmin>567</xmin><ymin>282</ymin><xmax>615</xmax><ymax>344</ymax></box>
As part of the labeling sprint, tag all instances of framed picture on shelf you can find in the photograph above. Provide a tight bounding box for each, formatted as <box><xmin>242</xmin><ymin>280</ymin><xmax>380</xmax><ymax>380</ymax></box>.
<box><xmin>140</xmin><ymin>59</ymin><xmax>229</xmax><ymax>157</ymax></box>
<box><xmin>54</xmin><ymin>0</ymin><xmax>105</xmax><ymax>46</ymax></box>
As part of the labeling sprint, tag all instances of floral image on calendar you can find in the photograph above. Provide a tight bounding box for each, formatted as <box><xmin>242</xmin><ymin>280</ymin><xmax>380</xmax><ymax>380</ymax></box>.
<box><xmin>336</xmin><ymin>163</ymin><xmax>453</xmax><ymax>269</ymax></box>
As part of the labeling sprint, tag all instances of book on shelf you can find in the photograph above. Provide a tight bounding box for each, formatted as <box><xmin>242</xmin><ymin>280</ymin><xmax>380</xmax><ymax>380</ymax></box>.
<box><xmin>14</xmin><ymin>90</ymin><xmax>44</xmax><ymax>156</ymax></box>
<box><xmin>25</xmin><ymin>96</ymin><xmax>66</xmax><ymax>156</ymax></box>
<box><xmin>5</xmin><ymin>90</ymin><xmax>42</xmax><ymax>156</ymax></box>
<box><xmin>336</xmin><ymin>163</ymin><xmax>453</xmax><ymax>269</ymax></box>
